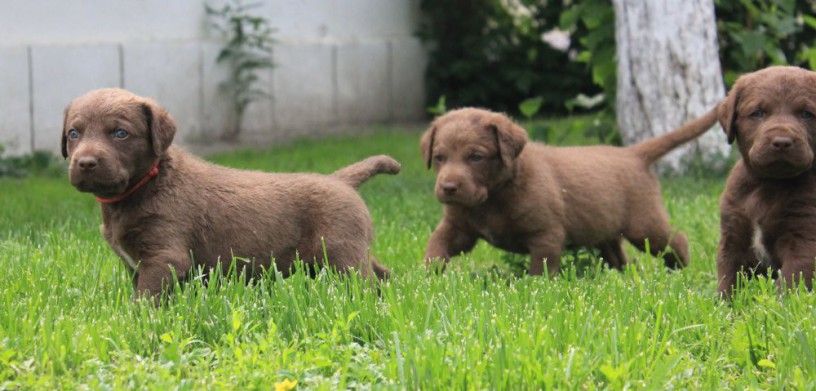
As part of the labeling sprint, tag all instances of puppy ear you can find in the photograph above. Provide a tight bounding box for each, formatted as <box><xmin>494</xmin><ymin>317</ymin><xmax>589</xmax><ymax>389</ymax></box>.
<box><xmin>420</xmin><ymin>126</ymin><xmax>436</xmax><ymax>169</ymax></box>
<box><xmin>719</xmin><ymin>84</ymin><xmax>740</xmax><ymax>145</ymax></box>
<box><xmin>61</xmin><ymin>104</ymin><xmax>70</xmax><ymax>159</ymax></box>
<box><xmin>141</xmin><ymin>99</ymin><xmax>177</xmax><ymax>157</ymax></box>
<box><xmin>490</xmin><ymin>115</ymin><xmax>528</xmax><ymax>166</ymax></box>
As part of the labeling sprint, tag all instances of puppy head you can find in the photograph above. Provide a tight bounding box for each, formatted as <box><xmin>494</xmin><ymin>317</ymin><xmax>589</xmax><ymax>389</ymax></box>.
<box><xmin>420</xmin><ymin>108</ymin><xmax>527</xmax><ymax>207</ymax></box>
<box><xmin>62</xmin><ymin>88</ymin><xmax>177</xmax><ymax>197</ymax></box>
<box><xmin>719</xmin><ymin>66</ymin><xmax>816</xmax><ymax>179</ymax></box>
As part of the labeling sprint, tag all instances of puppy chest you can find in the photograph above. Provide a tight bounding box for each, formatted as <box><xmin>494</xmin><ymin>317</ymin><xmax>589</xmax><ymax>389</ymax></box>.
<box><xmin>111</xmin><ymin>243</ymin><xmax>140</xmax><ymax>270</ymax></box>
<box><xmin>467</xmin><ymin>213</ymin><xmax>530</xmax><ymax>253</ymax></box>
<box><xmin>102</xmin><ymin>223</ymin><xmax>141</xmax><ymax>271</ymax></box>
<box><xmin>474</xmin><ymin>227</ymin><xmax>529</xmax><ymax>253</ymax></box>
<box><xmin>751</xmin><ymin>223</ymin><xmax>772</xmax><ymax>267</ymax></box>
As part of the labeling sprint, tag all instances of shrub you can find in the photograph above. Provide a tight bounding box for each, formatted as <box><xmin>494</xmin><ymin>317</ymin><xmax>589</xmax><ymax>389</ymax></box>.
<box><xmin>418</xmin><ymin>0</ymin><xmax>600</xmax><ymax>116</ymax></box>
<box><xmin>715</xmin><ymin>0</ymin><xmax>816</xmax><ymax>85</ymax></box>
<box><xmin>0</xmin><ymin>145</ymin><xmax>64</xmax><ymax>178</ymax></box>
<box><xmin>206</xmin><ymin>1</ymin><xmax>275</xmax><ymax>141</ymax></box>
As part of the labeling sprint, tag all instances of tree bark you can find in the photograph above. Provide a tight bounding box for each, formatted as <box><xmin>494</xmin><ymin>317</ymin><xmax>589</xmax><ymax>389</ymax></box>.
<box><xmin>613</xmin><ymin>0</ymin><xmax>727</xmax><ymax>173</ymax></box>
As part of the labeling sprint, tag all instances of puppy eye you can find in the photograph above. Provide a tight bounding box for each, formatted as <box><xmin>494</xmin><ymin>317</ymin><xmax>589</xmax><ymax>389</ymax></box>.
<box><xmin>67</xmin><ymin>129</ymin><xmax>79</xmax><ymax>140</ymax></box>
<box><xmin>434</xmin><ymin>155</ymin><xmax>445</xmax><ymax>163</ymax></box>
<box><xmin>800</xmin><ymin>110</ymin><xmax>814</xmax><ymax>120</ymax></box>
<box><xmin>748</xmin><ymin>109</ymin><xmax>765</xmax><ymax>119</ymax></box>
<box><xmin>112</xmin><ymin>129</ymin><xmax>129</xmax><ymax>139</ymax></box>
<box><xmin>468</xmin><ymin>154</ymin><xmax>484</xmax><ymax>162</ymax></box>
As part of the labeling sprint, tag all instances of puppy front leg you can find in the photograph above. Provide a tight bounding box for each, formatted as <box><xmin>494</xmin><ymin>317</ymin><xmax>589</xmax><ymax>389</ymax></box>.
<box><xmin>424</xmin><ymin>219</ymin><xmax>477</xmax><ymax>272</ymax></box>
<box><xmin>717</xmin><ymin>212</ymin><xmax>753</xmax><ymax>299</ymax></box>
<box><xmin>775</xmin><ymin>235</ymin><xmax>816</xmax><ymax>292</ymax></box>
<box><xmin>528</xmin><ymin>232</ymin><xmax>565</xmax><ymax>277</ymax></box>
<box><xmin>134</xmin><ymin>250</ymin><xmax>192</xmax><ymax>304</ymax></box>
<box><xmin>779</xmin><ymin>259</ymin><xmax>815</xmax><ymax>292</ymax></box>
<box><xmin>599</xmin><ymin>239</ymin><xmax>627</xmax><ymax>270</ymax></box>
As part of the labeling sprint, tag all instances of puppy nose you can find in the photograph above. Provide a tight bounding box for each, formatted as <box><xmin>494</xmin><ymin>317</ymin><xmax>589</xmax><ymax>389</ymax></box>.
<box><xmin>771</xmin><ymin>136</ymin><xmax>794</xmax><ymax>150</ymax></box>
<box><xmin>77</xmin><ymin>156</ymin><xmax>99</xmax><ymax>171</ymax></box>
<box><xmin>442</xmin><ymin>182</ymin><xmax>458</xmax><ymax>195</ymax></box>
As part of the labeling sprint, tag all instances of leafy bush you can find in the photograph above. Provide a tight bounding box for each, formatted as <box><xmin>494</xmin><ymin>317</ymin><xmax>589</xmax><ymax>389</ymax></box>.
<box><xmin>715</xmin><ymin>0</ymin><xmax>816</xmax><ymax>85</ymax></box>
<box><xmin>518</xmin><ymin>95</ymin><xmax>619</xmax><ymax>145</ymax></box>
<box><xmin>206</xmin><ymin>1</ymin><xmax>275</xmax><ymax>141</ymax></box>
<box><xmin>418</xmin><ymin>0</ymin><xmax>600</xmax><ymax>116</ymax></box>
<box><xmin>420</xmin><ymin>1</ymin><xmax>816</xmax><ymax>120</ymax></box>
<box><xmin>559</xmin><ymin>0</ymin><xmax>616</xmax><ymax>106</ymax></box>
<box><xmin>0</xmin><ymin>145</ymin><xmax>64</xmax><ymax>178</ymax></box>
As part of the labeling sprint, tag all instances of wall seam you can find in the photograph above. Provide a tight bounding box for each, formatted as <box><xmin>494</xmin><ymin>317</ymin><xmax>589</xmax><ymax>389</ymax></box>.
<box><xmin>331</xmin><ymin>44</ymin><xmax>338</xmax><ymax>126</ymax></box>
<box><xmin>118</xmin><ymin>43</ymin><xmax>125</xmax><ymax>88</ymax></box>
<box><xmin>27</xmin><ymin>46</ymin><xmax>35</xmax><ymax>152</ymax></box>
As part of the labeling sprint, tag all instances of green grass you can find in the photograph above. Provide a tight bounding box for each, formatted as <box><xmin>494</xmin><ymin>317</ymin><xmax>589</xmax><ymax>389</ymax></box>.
<box><xmin>1</xmin><ymin>129</ymin><xmax>815</xmax><ymax>390</ymax></box>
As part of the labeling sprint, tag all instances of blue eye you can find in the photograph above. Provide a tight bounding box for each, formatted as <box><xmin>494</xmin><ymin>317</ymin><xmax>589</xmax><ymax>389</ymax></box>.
<box><xmin>800</xmin><ymin>110</ymin><xmax>814</xmax><ymax>120</ymax></box>
<box><xmin>469</xmin><ymin>154</ymin><xmax>484</xmax><ymax>162</ymax></box>
<box><xmin>113</xmin><ymin>129</ymin><xmax>129</xmax><ymax>139</ymax></box>
<box><xmin>748</xmin><ymin>109</ymin><xmax>765</xmax><ymax>119</ymax></box>
<box><xmin>67</xmin><ymin>129</ymin><xmax>79</xmax><ymax>139</ymax></box>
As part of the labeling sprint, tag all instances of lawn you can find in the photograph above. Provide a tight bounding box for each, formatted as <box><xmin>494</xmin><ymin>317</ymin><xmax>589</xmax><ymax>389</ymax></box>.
<box><xmin>1</xmin><ymin>128</ymin><xmax>815</xmax><ymax>390</ymax></box>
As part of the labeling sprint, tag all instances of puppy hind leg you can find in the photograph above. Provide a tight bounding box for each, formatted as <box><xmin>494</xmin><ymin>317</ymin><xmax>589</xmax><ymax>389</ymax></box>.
<box><xmin>625</xmin><ymin>202</ymin><xmax>688</xmax><ymax>269</ymax></box>
<box><xmin>626</xmin><ymin>230</ymin><xmax>688</xmax><ymax>269</ymax></box>
<box><xmin>369</xmin><ymin>258</ymin><xmax>391</xmax><ymax>280</ymax></box>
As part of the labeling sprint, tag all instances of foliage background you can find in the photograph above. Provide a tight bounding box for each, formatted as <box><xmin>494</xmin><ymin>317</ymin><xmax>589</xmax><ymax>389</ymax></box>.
<box><xmin>419</xmin><ymin>0</ymin><xmax>816</xmax><ymax>118</ymax></box>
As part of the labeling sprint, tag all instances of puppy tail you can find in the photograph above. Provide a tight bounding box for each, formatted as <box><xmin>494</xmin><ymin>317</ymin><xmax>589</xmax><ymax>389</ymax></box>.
<box><xmin>331</xmin><ymin>155</ymin><xmax>401</xmax><ymax>189</ymax></box>
<box><xmin>628</xmin><ymin>104</ymin><xmax>720</xmax><ymax>164</ymax></box>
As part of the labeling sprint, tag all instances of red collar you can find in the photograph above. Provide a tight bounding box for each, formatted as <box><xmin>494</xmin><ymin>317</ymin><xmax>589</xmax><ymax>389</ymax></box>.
<box><xmin>95</xmin><ymin>160</ymin><xmax>161</xmax><ymax>204</ymax></box>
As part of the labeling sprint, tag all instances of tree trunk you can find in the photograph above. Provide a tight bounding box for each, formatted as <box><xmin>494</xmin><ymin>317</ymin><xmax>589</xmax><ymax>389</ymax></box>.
<box><xmin>612</xmin><ymin>0</ymin><xmax>727</xmax><ymax>174</ymax></box>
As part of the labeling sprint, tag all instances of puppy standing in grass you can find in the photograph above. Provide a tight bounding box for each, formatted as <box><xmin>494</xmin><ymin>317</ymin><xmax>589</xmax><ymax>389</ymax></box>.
<box><xmin>717</xmin><ymin>66</ymin><xmax>816</xmax><ymax>298</ymax></box>
<box><xmin>62</xmin><ymin>88</ymin><xmax>398</xmax><ymax>300</ymax></box>
<box><xmin>421</xmin><ymin>106</ymin><xmax>719</xmax><ymax>276</ymax></box>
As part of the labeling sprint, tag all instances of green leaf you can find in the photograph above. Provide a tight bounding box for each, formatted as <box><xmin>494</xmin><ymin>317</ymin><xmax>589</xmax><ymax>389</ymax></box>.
<box><xmin>519</xmin><ymin>97</ymin><xmax>543</xmax><ymax>119</ymax></box>
<box><xmin>757</xmin><ymin>359</ymin><xmax>776</xmax><ymax>369</ymax></box>
<box><xmin>559</xmin><ymin>9</ymin><xmax>579</xmax><ymax>30</ymax></box>
<box><xmin>600</xmin><ymin>363</ymin><xmax>624</xmax><ymax>382</ymax></box>
<box><xmin>427</xmin><ymin>95</ymin><xmax>447</xmax><ymax>115</ymax></box>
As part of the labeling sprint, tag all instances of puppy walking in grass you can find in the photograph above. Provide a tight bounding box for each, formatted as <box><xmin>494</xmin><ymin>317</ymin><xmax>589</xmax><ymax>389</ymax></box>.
<box><xmin>422</xmin><ymin>107</ymin><xmax>719</xmax><ymax>276</ymax></box>
<box><xmin>62</xmin><ymin>88</ymin><xmax>398</xmax><ymax>300</ymax></box>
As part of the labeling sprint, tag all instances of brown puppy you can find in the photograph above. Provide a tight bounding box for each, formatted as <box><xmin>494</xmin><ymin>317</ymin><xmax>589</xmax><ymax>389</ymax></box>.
<box><xmin>717</xmin><ymin>66</ymin><xmax>816</xmax><ymax>298</ymax></box>
<box><xmin>62</xmin><ymin>88</ymin><xmax>399</xmax><ymax>299</ymax></box>
<box><xmin>421</xmin><ymin>106</ymin><xmax>719</xmax><ymax>276</ymax></box>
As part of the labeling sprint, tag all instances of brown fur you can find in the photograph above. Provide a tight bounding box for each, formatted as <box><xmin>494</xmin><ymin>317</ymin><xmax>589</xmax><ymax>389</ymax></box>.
<box><xmin>717</xmin><ymin>66</ymin><xmax>816</xmax><ymax>298</ymax></box>
<box><xmin>62</xmin><ymin>88</ymin><xmax>399</xmax><ymax>299</ymax></box>
<box><xmin>421</xmin><ymin>106</ymin><xmax>719</xmax><ymax>276</ymax></box>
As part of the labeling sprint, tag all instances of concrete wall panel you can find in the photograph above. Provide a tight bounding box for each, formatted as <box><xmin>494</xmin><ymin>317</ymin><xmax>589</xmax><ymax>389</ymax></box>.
<box><xmin>273</xmin><ymin>43</ymin><xmax>335</xmax><ymax>135</ymax></box>
<box><xmin>31</xmin><ymin>44</ymin><xmax>120</xmax><ymax>153</ymax></box>
<box><xmin>200</xmin><ymin>42</ymin><xmax>234</xmax><ymax>142</ymax></box>
<box><xmin>336</xmin><ymin>42</ymin><xmax>390</xmax><ymax>124</ymax></box>
<box><xmin>123</xmin><ymin>42</ymin><xmax>202</xmax><ymax>142</ymax></box>
<box><xmin>0</xmin><ymin>1</ymin><xmax>206</xmax><ymax>45</ymax></box>
<box><xmin>0</xmin><ymin>1</ymin><xmax>427</xmax><ymax>156</ymax></box>
<box><xmin>0</xmin><ymin>46</ymin><xmax>32</xmax><ymax>155</ymax></box>
<box><xmin>391</xmin><ymin>38</ymin><xmax>427</xmax><ymax>121</ymax></box>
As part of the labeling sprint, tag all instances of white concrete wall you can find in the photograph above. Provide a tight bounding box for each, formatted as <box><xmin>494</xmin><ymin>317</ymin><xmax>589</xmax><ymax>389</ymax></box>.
<box><xmin>0</xmin><ymin>0</ymin><xmax>427</xmax><ymax>156</ymax></box>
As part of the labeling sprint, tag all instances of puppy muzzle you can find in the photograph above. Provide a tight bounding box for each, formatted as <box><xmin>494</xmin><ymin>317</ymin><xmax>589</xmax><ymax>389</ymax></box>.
<box><xmin>69</xmin><ymin>151</ymin><xmax>129</xmax><ymax>196</ymax></box>
<box><xmin>434</xmin><ymin>179</ymin><xmax>488</xmax><ymax>206</ymax></box>
<box><xmin>749</xmin><ymin>132</ymin><xmax>814</xmax><ymax>178</ymax></box>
